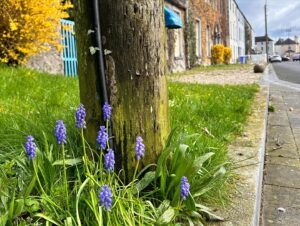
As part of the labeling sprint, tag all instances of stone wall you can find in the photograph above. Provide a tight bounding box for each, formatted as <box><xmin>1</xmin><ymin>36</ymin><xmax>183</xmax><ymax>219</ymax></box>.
<box><xmin>26</xmin><ymin>46</ymin><xmax>64</xmax><ymax>75</ymax></box>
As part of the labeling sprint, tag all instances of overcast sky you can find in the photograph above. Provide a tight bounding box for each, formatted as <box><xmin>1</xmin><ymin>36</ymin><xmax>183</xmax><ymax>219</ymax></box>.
<box><xmin>236</xmin><ymin>0</ymin><xmax>300</xmax><ymax>41</ymax></box>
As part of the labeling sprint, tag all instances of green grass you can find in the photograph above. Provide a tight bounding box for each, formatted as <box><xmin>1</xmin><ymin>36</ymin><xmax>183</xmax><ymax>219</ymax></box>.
<box><xmin>0</xmin><ymin>65</ymin><xmax>259</xmax><ymax>223</ymax></box>
<box><xmin>169</xmin><ymin>64</ymin><xmax>251</xmax><ymax>77</ymax></box>
<box><xmin>0</xmin><ymin>65</ymin><xmax>79</xmax><ymax>155</ymax></box>
<box><xmin>168</xmin><ymin>81</ymin><xmax>259</xmax><ymax>204</ymax></box>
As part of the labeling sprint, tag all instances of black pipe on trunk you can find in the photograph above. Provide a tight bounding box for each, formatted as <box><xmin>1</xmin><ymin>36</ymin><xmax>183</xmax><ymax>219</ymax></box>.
<box><xmin>91</xmin><ymin>0</ymin><xmax>113</xmax><ymax>146</ymax></box>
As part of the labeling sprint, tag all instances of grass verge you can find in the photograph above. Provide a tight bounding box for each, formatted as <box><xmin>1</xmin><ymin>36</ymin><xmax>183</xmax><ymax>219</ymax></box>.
<box><xmin>0</xmin><ymin>65</ymin><xmax>259</xmax><ymax>223</ymax></box>
<box><xmin>168</xmin><ymin>82</ymin><xmax>259</xmax><ymax>205</ymax></box>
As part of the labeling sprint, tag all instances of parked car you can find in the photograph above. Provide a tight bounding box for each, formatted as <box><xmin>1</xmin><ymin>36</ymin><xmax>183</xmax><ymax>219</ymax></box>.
<box><xmin>281</xmin><ymin>56</ymin><xmax>290</xmax><ymax>61</ymax></box>
<box><xmin>270</xmin><ymin>55</ymin><xmax>282</xmax><ymax>63</ymax></box>
<box><xmin>292</xmin><ymin>53</ymin><xmax>300</xmax><ymax>61</ymax></box>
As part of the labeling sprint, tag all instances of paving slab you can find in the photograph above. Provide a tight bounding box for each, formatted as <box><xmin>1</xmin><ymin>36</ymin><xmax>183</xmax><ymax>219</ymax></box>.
<box><xmin>264</xmin><ymin>164</ymin><xmax>300</xmax><ymax>188</ymax></box>
<box><xmin>262</xmin><ymin>185</ymin><xmax>300</xmax><ymax>225</ymax></box>
<box><xmin>267</xmin><ymin>114</ymin><xmax>290</xmax><ymax>127</ymax></box>
<box><xmin>266</xmin><ymin>125</ymin><xmax>295</xmax><ymax>145</ymax></box>
<box><xmin>265</xmin><ymin>156</ymin><xmax>300</xmax><ymax>167</ymax></box>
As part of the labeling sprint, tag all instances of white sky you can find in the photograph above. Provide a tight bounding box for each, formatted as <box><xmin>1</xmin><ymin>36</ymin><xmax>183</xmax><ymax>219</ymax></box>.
<box><xmin>236</xmin><ymin>0</ymin><xmax>300</xmax><ymax>41</ymax></box>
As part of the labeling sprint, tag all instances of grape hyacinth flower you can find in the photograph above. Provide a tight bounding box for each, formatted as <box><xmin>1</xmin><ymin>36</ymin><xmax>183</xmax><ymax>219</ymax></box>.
<box><xmin>97</xmin><ymin>126</ymin><xmax>108</xmax><ymax>149</ymax></box>
<box><xmin>135</xmin><ymin>136</ymin><xmax>145</xmax><ymax>161</ymax></box>
<box><xmin>99</xmin><ymin>184</ymin><xmax>113</xmax><ymax>211</ymax></box>
<box><xmin>102</xmin><ymin>102</ymin><xmax>112</xmax><ymax>121</ymax></box>
<box><xmin>76</xmin><ymin>104</ymin><xmax>86</xmax><ymax>129</ymax></box>
<box><xmin>104</xmin><ymin>149</ymin><xmax>115</xmax><ymax>172</ymax></box>
<box><xmin>180</xmin><ymin>176</ymin><xmax>190</xmax><ymax>201</ymax></box>
<box><xmin>55</xmin><ymin>120</ymin><xmax>67</xmax><ymax>145</ymax></box>
<box><xmin>25</xmin><ymin>135</ymin><xmax>37</xmax><ymax>160</ymax></box>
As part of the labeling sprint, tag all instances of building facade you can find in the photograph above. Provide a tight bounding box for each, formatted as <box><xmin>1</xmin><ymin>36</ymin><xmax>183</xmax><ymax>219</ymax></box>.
<box><xmin>165</xmin><ymin>0</ymin><xmax>187</xmax><ymax>72</ymax></box>
<box><xmin>255</xmin><ymin>36</ymin><xmax>274</xmax><ymax>55</ymax></box>
<box><xmin>274</xmin><ymin>37</ymin><xmax>299</xmax><ymax>57</ymax></box>
<box><xmin>189</xmin><ymin>0</ymin><xmax>229</xmax><ymax>65</ymax></box>
<box><xmin>165</xmin><ymin>0</ymin><xmax>253</xmax><ymax>72</ymax></box>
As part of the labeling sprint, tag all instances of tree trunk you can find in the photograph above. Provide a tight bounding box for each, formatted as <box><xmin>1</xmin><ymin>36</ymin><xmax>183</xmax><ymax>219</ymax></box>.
<box><xmin>74</xmin><ymin>0</ymin><xmax>169</xmax><ymax>179</ymax></box>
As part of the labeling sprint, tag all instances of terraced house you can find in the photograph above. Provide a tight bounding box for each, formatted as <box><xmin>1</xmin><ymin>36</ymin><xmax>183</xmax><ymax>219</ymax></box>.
<box><xmin>164</xmin><ymin>0</ymin><xmax>253</xmax><ymax>71</ymax></box>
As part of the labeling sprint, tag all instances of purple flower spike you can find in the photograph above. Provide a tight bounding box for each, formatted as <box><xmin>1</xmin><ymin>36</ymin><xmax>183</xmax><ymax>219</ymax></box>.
<box><xmin>104</xmin><ymin>149</ymin><xmax>115</xmax><ymax>172</ymax></box>
<box><xmin>135</xmin><ymin>136</ymin><xmax>145</xmax><ymax>161</ymax></box>
<box><xmin>97</xmin><ymin>126</ymin><xmax>108</xmax><ymax>149</ymax></box>
<box><xmin>25</xmin><ymin>135</ymin><xmax>36</xmax><ymax>160</ymax></box>
<box><xmin>180</xmin><ymin>176</ymin><xmax>190</xmax><ymax>201</ymax></box>
<box><xmin>76</xmin><ymin>104</ymin><xmax>86</xmax><ymax>129</ymax></box>
<box><xmin>102</xmin><ymin>102</ymin><xmax>112</xmax><ymax>121</ymax></box>
<box><xmin>55</xmin><ymin>120</ymin><xmax>67</xmax><ymax>145</ymax></box>
<box><xmin>99</xmin><ymin>184</ymin><xmax>113</xmax><ymax>211</ymax></box>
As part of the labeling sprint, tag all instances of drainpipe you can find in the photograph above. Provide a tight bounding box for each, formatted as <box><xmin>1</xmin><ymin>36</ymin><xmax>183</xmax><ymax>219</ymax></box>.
<box><xmin>91</xmin><ymin>0</ymin><xmax>108</xmax><ymax>103</ymax></box>
<box><xmin>91</xmin><ymin>0</ymin><xmax>113</xmax><ymax>145</ymax></box>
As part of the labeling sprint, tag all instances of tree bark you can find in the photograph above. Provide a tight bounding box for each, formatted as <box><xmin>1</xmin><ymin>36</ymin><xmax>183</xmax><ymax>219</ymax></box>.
<box><xmin>74</xmin><ymin>0</ymin><xmax>169</xmax><ymax>179</ymax></box>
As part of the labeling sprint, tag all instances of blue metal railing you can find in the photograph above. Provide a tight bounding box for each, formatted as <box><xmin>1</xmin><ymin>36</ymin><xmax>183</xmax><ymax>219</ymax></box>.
<box><xmin>61</xmin><ymin>19</ymin><xmax>77</xmax><ymax>77</ymax></box>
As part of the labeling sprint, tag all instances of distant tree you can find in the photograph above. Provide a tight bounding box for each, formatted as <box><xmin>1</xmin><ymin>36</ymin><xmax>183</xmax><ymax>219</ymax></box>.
<box><xmin>74</xmin><ymin>1</ymin><xmax>169</xmax><ymax>179</ymax></box>
<box><xmin>0</xmin><ymin>0</ymin><xmax>72</xmax><ymax>64</ymax></box>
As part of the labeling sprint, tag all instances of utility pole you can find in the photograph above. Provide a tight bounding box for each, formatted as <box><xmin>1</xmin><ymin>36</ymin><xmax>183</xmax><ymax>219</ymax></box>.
<box><xmin>265</xmin><ymin>1</ymin><xmax>269</xmax><ymax>62</ymax></box>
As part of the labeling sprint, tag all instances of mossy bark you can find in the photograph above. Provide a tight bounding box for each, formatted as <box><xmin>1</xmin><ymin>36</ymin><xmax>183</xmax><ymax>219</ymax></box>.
<box><xmin>74</xmin><ymin>0</ymin><xmax>169</xmax><ymax>180</ymax></box>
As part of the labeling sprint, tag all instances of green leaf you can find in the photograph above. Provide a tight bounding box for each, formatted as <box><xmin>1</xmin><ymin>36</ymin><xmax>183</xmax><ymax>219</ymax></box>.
<box><xmin>64</xmin><ymin>217</ymin><xmax>73</xmax><ymax>226</ymax></box>
<box><xmin>52</xmin><ymin>158</ymin><xmax>82</xmax><ymax>166</ymax></box>
<box><xmin>34</xmin><ymin>213</ymin><xmax>61</xmax><ymax>225</ymax></box>
<box><xmin>194</xmin><ymin>152</ymin><xmax>215</xmax><ymax>172</ymax></box>
<box><xmin>25</xmin><ymin>198</ymin><xmax>40</xmax><ymax>213</ymax></box>
<box><xmin>157</xmin><ymin>207</ymin><xmax>176</xmax><ymax>225</ymax></box>
<box><xmin>196</xmin><ymin>203</ymin><xmax>224</xmax><ymax>221</ymax></box>
<box><xmin>0</xmin><ymin>212</ymin><xmax>8</xmax><ymax>226</ymax></box>
<box><xmin>157</xmin><ymin>200</ymin><xmax>170</xmax><ymax>215</ymax></box>
<box><xmin>213</xmin><ymin>166</ymin><xmax>226</xmax><ymax>177</ymax></box>
<box><xmin>134</xmin><ymin>171</ymin><xmax>155</xmax><ymax>194</ymax></box>
<box><xmin>185</xmin><ymin>193</ymin><xmax>196</xmax><ymax>211</ymax></box>
<box><xmin>13</xmin><ymin>199</ymin><xmax>24</xmax><ymax>218</ymax></box>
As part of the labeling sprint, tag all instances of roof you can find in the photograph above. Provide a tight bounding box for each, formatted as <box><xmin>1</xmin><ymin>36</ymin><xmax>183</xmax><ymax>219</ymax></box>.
<box><xmin>255</xmin><ymin>36</ymin><xmax>273</xmax><ymax>42</ymax></box>
<box><xmin>275</xmin><ymin>38</ymin><xmax>298</xmax><ymax>45</ymax></box>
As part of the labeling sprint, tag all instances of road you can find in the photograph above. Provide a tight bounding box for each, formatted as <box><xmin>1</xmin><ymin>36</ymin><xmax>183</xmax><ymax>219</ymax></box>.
<box><xmin>272</xmin><ymin>61</ymin><xmax>300</xmax><ymax>84</ymax></box>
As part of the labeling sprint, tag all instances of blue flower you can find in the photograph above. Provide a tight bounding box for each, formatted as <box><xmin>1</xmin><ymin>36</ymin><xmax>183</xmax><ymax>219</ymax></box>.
<box><xmin>104</xmin><ymin>149</ymin><xmax>115</xmax><ymax>172</ymax></box>
<box><xmin>97</xmin><ymin>126</ymin><xmax>108</xmax><ymax>149</ymax></box>
<box><xmin>25</xmin><ymin>135</ymin><xmax>36</xmax><ymax>160</ymax></box>
<box><xmin>99</xmin><ymin>184</ymin><xmax>113</xmax><ymax>211</ymax></box>
<box><xmin>135</xmin><ymin>136</ymin><xmax>145</xmax><ymax>161</ymax></box>
<box><xmin>180</xmin><ymin>176</ymin><xmax>190</xmax><ymax>201</ymax></box>
<box><xmin>55</xmin><ymin>120</ymin><xmax>67</xmax><ymax>145</ymax></box>
<box><xmin>102</xmin><ymin>102</ymin><xmax>112</xmax><ymax>121</ymax></box>
<box><xmin>76</xmin><ymin>104</ymin><xmax>86</xmax><ymax>129</ymax></box>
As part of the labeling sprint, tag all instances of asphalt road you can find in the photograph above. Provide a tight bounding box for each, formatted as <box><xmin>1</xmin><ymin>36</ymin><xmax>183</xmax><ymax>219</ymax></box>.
<box><xmin>272</xmin><ymin>61</ymin><xmax>300</xmax><ymax>84</ymax></box>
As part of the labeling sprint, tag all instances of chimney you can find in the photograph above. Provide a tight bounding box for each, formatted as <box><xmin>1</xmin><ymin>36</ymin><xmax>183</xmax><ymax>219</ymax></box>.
<box><xmin>295</xmin><ymin>36</ymin><xmax>299</xmax><ymax>43</ymax></box>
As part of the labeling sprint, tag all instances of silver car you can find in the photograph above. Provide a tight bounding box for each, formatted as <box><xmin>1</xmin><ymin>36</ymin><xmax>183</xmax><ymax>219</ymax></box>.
<box><xmin>270</xmin><ymin>55</ymin><xmax>282</xmax><ymax>63</ymax></box>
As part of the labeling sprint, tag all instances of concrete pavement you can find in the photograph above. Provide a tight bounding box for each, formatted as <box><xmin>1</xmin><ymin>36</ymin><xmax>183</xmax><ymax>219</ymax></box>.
<box><xmin>261</xmin><ymin>68</ymin><xmax>300</xmax><ymax>225</ymax></box>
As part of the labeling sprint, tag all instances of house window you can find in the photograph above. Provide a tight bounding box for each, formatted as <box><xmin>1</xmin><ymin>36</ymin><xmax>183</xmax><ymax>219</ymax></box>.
<box><xmin>206</xmin><ymin>25</ymin><xmax>211</xmax><ymax>57</ymax></box>
<box><xmin>174</xmin><ymin>10</ymin><xmax>182</xmax><ymax>58</ymax></box>
<box><xmin>195</xmin><ymin>19</ymin><xmax>201</xmax><ymax>57</ymax></box>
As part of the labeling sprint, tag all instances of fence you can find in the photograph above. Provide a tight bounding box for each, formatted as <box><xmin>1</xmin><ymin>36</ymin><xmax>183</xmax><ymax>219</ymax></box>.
<box><xmin>60</xmin><ymin>19</ymin><xmax>78</xmax><ymax>77</ymax></box>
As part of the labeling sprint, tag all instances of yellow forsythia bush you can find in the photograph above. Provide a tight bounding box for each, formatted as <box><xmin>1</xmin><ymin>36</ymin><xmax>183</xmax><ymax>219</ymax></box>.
<box><xmin>0</xmin><ymin>0</ymin><xmax>72</xmax><ymax>64</ymax></box>
<box><xmin>211</xmin><ymin>44</ymin><xmax>224</xmax><ymax>65</ymax></box>
<box><xmin>223</xmin><ymin>47</ymin><xmax>232</xmax><ymax>65</ymax></box>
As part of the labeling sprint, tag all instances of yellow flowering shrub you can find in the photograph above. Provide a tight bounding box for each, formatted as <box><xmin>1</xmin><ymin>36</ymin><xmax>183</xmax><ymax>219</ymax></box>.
<box><xmin>223</xmin><ymin>47</ymin><xmax>232</xmax><ymax>65</ymax></box>
<box><xmin>0</xmin><ymin>0</ymin><xmax>72</xmax><ymax>64</ymax></box>
<box><xmin>211</xmin><ymin>44</ymin><xmax>224</xmax><ymax>65</ymax></box>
